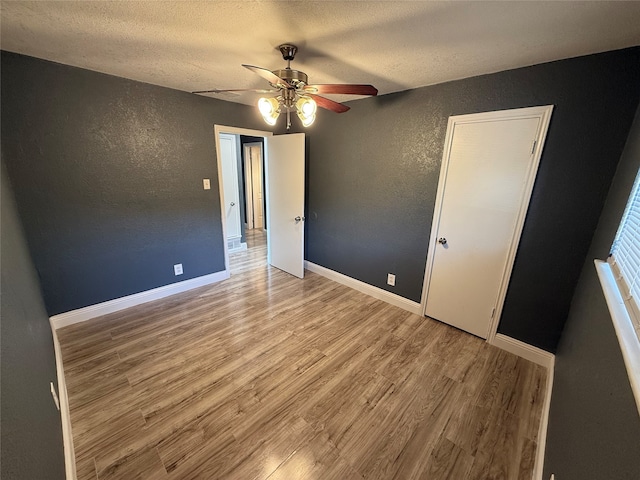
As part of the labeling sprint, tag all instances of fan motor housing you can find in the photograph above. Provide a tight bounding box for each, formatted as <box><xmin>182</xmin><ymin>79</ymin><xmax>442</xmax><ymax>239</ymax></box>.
<box><xmin>272</xmin><ymin>69</ymin><xmax>308</xmax><ymax>87</ymax></box>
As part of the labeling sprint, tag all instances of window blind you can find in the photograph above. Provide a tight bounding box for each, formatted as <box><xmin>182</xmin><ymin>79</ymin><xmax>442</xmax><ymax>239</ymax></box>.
<box><xmin>611</xmin><ymin>168</ymin><xmax>640</xmax><ymax>324</ymax></box>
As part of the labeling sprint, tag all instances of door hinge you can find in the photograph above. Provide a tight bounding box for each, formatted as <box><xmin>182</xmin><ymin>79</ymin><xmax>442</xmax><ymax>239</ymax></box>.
<box><xmin>491</xmin><ymin>308</ymin><xmax>496</xmax><ymax>318</ymax></box>
<box><xmin>531</xmin><ymin>139</ymin><xmax>537</xmax><ymax>154</ymax></box>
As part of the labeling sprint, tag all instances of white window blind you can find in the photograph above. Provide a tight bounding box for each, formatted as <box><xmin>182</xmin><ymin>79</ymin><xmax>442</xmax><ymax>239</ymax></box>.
<box><xmin>601</xmin><ymin>167</ymin><xmax>640</xmax><ymax>414</ymax></box>
<box><xmin>611</xmin><ymin>168</ymin><xmax>640</xmax><ymax>331</ymax></box>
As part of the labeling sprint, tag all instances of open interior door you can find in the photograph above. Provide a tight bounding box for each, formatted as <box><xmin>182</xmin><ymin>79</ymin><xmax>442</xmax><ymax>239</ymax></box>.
<box><xmin>265</xmin><ymin>133</ymin><xmax>305</xmax><ymax>278</ymax></box>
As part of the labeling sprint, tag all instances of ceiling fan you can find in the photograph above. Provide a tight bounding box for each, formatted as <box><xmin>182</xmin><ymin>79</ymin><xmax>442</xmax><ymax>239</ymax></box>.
<box><xmin>193</xmin><ymin>44</ymin><xmax>378</xmax><ymax>129</ymax></box>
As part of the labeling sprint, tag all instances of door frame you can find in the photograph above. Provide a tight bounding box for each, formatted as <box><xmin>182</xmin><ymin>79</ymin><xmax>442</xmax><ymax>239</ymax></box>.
<box><xmin>214</xmin><ymin>125</ymin><xmax>272</xmax><ymax>273</ymax></box>
<box><xmin>419</xmin><ymin>105</ymin><xmax>554</xmax><ymax>342</ymax></box>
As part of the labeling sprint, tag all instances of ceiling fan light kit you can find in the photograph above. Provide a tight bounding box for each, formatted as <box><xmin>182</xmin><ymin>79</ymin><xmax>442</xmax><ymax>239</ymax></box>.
<box><xmin>296</xmin><ymin>96</ymin><xmax>317</xmax><ymax>127</ymax></box>
<box><xmin>193</xmin><ymin>43</ymin><xmax>378</xmax><ymax>130</ymax></box>
<box><xmin>258</xmin><ymin>97</ymin><xmax>280</xmax><ymax>126</ymax></box>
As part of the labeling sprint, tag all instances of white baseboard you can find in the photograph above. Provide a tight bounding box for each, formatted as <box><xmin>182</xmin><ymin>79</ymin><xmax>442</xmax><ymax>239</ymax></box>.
<box><xmin>50</xmin><ymin>321</ymin><xmax>76</xmax><ymax>480</ymax></box>
<box><xmin>304</xmin><ymin>261</ymin><xmax>423</xmax><ymax>315</ymax></box>
<box><xmin>534</xmin><ymin>355</ymin><xmax>555</xmax><ymax>480</ymax></box>
<box><xmin>50</xmin><ymin>270</ymin><xmax>229</xmax><ymax>329</ymax></box>
<box><xmin>489</xmin><ymin>333</ymin><xmax>555</xmax><ymax>480</ymax></box>
<box><xmin>229</xmin><ymin>242</ymin><xmax>247</xmax><ymax>253</ymax></box>
<box><xmin>490</xmin><ymin>333</ymin><xmax>555</xmax><ymax>369</ymax></box>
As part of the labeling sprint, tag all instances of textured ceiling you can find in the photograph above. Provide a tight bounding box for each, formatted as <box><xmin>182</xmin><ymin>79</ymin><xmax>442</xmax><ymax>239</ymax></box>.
<box><xmin>2</xmin><ymin>1</ymin><xmax>640</xmax><ymax>106</ymax></box>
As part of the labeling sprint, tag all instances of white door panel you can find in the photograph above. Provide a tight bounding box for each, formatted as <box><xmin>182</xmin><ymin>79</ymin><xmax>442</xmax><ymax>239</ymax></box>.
<box><xmin>219</xmin><ymin>133</ymin><xmax>241</xmax><ymax>240</ymax></box>
<box><xmin>426</xmin><ymin>115</ymin><xmax>544</xmax><ymax>338</ymax></box>
<box><xmin>266</xmin><ymin>133</ymin><xmax>305</xmax><ymax>278</ymax></box>
<box><xmin>251</xmin><ymin>146</ymin><xmax>264</xmax><ymax>229</ymax></box>
<box><xmin>244</xmin><ymin>148</ymin><xmax>254</xmax><ymax>228</ymax></box>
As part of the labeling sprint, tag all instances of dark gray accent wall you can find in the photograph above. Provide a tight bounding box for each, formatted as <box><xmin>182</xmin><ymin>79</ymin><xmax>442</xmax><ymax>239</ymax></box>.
<box><xmin>306</xmin><ymin>47</ymin><xmax>640</xmax><ymax>352</ymax></box>
<box><xmin>1</xmin><ymin>161</ymin><xmax>65</xmax><ymax>479</ymax></box>
<box><xmin>543</xmin><ymin>102</ymin><xmax>640</xmax><ymax>479</ymax></box>
<box><xmin>1</xmin><ymin>51</ymin><xmax>265</xmax><ymax>316</ymax></box>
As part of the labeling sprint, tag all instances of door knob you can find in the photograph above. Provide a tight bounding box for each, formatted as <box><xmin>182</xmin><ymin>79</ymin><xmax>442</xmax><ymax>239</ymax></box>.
<box><xmin>438</xmin><ymin>237</ymin><xmax>447</xmax><ymax>245</ymax></box>
<box><xmin>230</xmin><ymin>202</ymin><xmax>235</xmax><ymax>206</ymax></box>
<box><xmin>294</xmin><ymin>216</ymin><xmax>305</xmax><ymax>222</ymax></box>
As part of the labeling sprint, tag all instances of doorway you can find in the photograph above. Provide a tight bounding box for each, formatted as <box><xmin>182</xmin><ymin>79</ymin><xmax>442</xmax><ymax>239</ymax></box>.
<box><xmin>215</xmin><ymin>126</ymin><xmax>272</xmax><ymax>273</ymax></box>
<box><xmin>243</xmin><ymin>142</ymin><xmax>265</xmax><ymax>231</ymax></box>
<box><xmin>219</xmin><ymin>133</ymin><xmax>243</xmax><ymax>252</ymax></box>
<box><xmin>421</xmin><ymin>105</ymin><xmax>553</xmax><ymax>340</ymax></box>
<box><xmin>214</xmin><ymin>126</ymin><xmax>306</xmax><ymax>279</ymax></box>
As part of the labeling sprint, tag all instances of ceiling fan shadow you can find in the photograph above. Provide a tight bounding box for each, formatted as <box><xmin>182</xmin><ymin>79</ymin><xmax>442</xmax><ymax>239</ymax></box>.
<box><xmin>296</xmin><ymin>45</ymin><xmax>407</xmax><ymax>96</ymax></box>
<box><xmin>343</xmin><ymin>88</ymin><xmax>416</xmax><ymax>111</ymax></box>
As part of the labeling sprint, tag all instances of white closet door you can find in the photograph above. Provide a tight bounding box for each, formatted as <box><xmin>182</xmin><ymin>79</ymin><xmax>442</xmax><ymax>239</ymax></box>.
<box><xmin>425</xmin><ymin>108</ymin><xmax>551</xmax><ymax>338</ymax></box>
<box><xmin>219</xmin><ymin>133</ymin><xmax>241</xmax><ymax>241</ymax></box>
<box><xmin>251</xmin><ymin>146</ymin><xmax>264</xmax><ymax>229</ymax></box>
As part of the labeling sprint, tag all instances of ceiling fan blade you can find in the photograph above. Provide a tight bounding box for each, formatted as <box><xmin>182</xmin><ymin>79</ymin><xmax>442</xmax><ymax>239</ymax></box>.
<box><xmin>192</xmin><ymin>88</ymin><xmax>277</xmax><ymax>94</ymax></box>
<box><xmin>303</xmin><ymin>84</ymin><xmax>378</xmax><ymax>96</ymax></box>
<box><xmin>242</xmin><ymin>64</ymin><xmax>291</xmax><ymax>89</ymax></box>
<box><xmin>307</xmin><ymin>94</ymin><xmax>350</xmax><ymax>113</ymax></box>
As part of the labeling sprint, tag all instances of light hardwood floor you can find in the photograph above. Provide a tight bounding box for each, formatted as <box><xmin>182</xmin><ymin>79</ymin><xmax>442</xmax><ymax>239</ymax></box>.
<box><xmin>58</xmin><ymin>229</ymin><xmax>547</xmax><ymax>480</ymax></box>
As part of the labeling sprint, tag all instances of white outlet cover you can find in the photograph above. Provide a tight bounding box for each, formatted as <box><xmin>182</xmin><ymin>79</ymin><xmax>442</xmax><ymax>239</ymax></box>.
<box><xmin>203</xmin><ymin>178</ymin><xmax>211</xmax><ymax>190</ymax></box>
<box><xmin>387</xmin><ymin>273</ymin><xmax>396</xmax><ymax>286</ymax></box>
<box><xmin>174</xmin><ymin>263</ymin><xmax>183</xmax><ymax>275</ymax></box>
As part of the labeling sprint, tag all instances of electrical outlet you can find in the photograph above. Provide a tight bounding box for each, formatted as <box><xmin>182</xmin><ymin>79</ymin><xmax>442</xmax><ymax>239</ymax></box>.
<box><xmin>174</xmin><ymin>263</ymin><xmax>183</xmax><ymax>275</ymax></box>
<box><xmin>203</xmin><ymin>178</ymin><xmax>211</xmax><ymax>190</ymax></box>
<box><xmin>387</xmin><ymin>273</ymin><xmax>396</xmax><ymax>286</ymax></box>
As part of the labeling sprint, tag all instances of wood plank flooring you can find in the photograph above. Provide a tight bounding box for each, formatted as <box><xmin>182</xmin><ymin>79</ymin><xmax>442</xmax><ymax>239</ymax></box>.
<box><xmin>58</xmin><ymin>229</ymin><xmax>547</xmax><ymax>480</ymax></box>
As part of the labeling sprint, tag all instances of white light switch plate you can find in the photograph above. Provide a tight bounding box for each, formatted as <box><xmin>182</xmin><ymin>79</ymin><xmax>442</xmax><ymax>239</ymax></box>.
<box><xmin>203</xmin><ymin>179</ymin><xmax>211</xmax><ymax>190</ymax></box>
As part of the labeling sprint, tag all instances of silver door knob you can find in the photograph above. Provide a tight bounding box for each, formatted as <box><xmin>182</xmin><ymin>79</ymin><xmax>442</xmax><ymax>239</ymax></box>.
<box><xmin>438</xmin><ymin>237</ymin><xmax>447</xmax><ymax>245</ymax></box>
<box><xmin>230</xmin><ymin>202</ymin><xmax>235</xmax><ymax>206</ymax></box>
<box><xmin>294</xmin><ymin>216</ymin><xmax>305</xmax><ymax>222</ymax></box>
